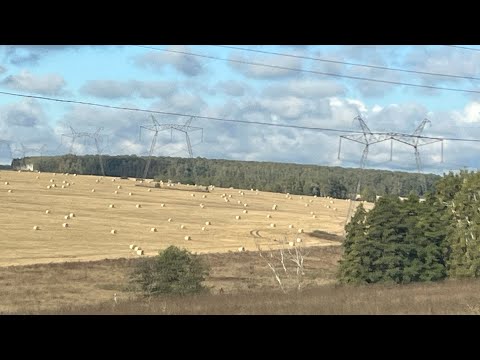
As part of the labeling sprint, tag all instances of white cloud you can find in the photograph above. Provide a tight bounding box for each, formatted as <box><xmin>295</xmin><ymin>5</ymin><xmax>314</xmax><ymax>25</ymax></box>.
<box><xmin>1</xmin><ymin>70</ymin><xmax>66</xmax><ymax>95</ymax></box>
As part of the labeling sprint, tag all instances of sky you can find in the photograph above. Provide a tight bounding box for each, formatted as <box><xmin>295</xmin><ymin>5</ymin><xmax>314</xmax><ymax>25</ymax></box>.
<box><xmin>1</xmin><ymin>44</ymin><xmax>480</xmax><ymax>174</ymax></box>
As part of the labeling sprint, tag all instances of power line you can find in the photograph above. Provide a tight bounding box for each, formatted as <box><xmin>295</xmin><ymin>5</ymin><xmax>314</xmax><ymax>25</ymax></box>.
<box><xmin>0</xmin><ymin>89</ymin><xmax>363</xmax><ymax>134</ymax></box>
<box><xmin>133</xmin><ymin>45</ymin><xmax>480</xmax><ymax>95</ymax></box>
<box><xmin>444</xmin><ymin>45</ymin><xmax>480</xmax><ymax>52</ymax></box>
<box><xmin>214</xmin><ymin>45</ymin><xmax>480</xmax><ymax>82</ymax></box>
<box><xmin>2</xmin><ymin>89</ymin><xmax>480</xmax><ymax>144</ymax></box>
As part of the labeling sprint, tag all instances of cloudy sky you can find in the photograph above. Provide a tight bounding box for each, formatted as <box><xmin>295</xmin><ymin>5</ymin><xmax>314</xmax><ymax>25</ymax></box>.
<box><xmin>1</xmin><ymin>44</ymin><xmax>480</xmax><ymax>174</ymax></box>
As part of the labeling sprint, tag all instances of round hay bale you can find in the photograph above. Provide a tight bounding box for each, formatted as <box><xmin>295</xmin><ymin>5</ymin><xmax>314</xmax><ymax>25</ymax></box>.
<box><xmin>136</xmin><ymin>249</ymin><xmax>144</xmax><ymax>256</ymax></box>
<box><xmin>150</xmin><ymin>227</ymin><xmax>157</xmax><ymax>232</ymax></box>
<box><xmin>202</xmin><ymin>195</ymin><xmax>206</xmax><ymax>198</ymax></box>
<box><xmin>200</xmin><ymin>204</ymin><xmax>205</xmax><ymax>208</ymax></box>
<box><xmin>298</xmin><ymin>228</ymin><xmax>304</xmax><ymax>233</ymax></box>
<box><xmin>36</xmin><ymin>176</ymin><xmax>39</xmax><ymax>180</ymax></box>
<box><xmin>52</xmin><ymin>184</ymin><xmax>57</xmax><ymax>188</ymax></box>
<box><xmin>109</xmin><ymin>204</ymin><xmax>115</xmax><ymax>208</ymax></box>
<box><xmin>133</xmin><ymin>246</ymin><xmax>139</xmax><ymax>251</ymax></box>
<box><xmin>238</xmin><ymin>246</ymin><xmax>245</xmax><ymax>252</ymax></box>
<box><xmin>243</xmin><ymin>210</ymin><xmax>248</xmax><ymax>214</ymax></box>
<box><xmin>270</xmin><ymin>223</ymin><xmax>276</xmax><ymax>228</ymax></box>
<box><xmin>136</xmin><ymin>204</ymin><xmax>141</xmax><ymax>208</ymax></box>
<box><xmin>62</xmin><ymin>180</ymin><xmax>66</xmax><ymax>184</ymax></box>
<box><xmin>95</xmin><ymin>179</ymin><xmax>99</xmax><ymax>183</ymax></box>
<box><xmin>61</xmin><ymin>185</ymin><xmax>65</xmax><ymax>189</ymax></box>
<box><xmin>309</xmin><ymin>199</ymin><xmax>313</xmax><ymax>203</ymax></box>
<box><xmin>147</xmin><ymin>188</ymin><xmax>152</xmax><ymax>192</ymax></box>
<box><xmin>289</xmin><ymin>241</ymin><xmax>295</xmax><ymax>247</ymax></box>
<box><xmin>310</xmin><ymin>211</ymin><xmax>314</xmax><ymax>215</ymax></box>
<box><xmin>267</xmin><ymin>214</ymin><xmax>272</xmax><ymax>218</ymax></box>
<box><xmin>184</xmin><ymin>235</ymin><xmax>191</xmax><ymax>241</ymax></box>
<box><xmin>64</xmin><ymin>215</ymin><xmax>70</xmax><ymax>220</ymax></box>
<box><xmin>167</xmin><ymin>218</ymin><xmax>172</xmax><ymax>222</ymax></box>
<box><xmin>312</xmin><ymin>215</ymin><xmax>317</xmax><ymax>219</ymax></box>
<box><xmin>237</xmin><ymin>200</ymin><xmax>242</xmax><ymax>204</ymax></box>
<box><xmin>191</xmin><ymin>193</ymin><xmax>195</xmax><ymax>197</ymax></box>
<box><xmin>4</xmin><ymin>182</ymin><xmax>9</xmax><ymax>185</ymax></box>
<box><xmin>69</xmin><ymin>213</ymin><xmax>75</xmax><ymax>218</ymax></box>
<box><xmin>111</xmin><ymin>229</ymin><xmax>117</xmax><ymax>234</ymax></box>
<box><xmin>236</xmin><ymin>215</ymin><xmax>241</xmax><ymax>220</ymax></box>
<box><xmin>305</xmin><ymin>204</ymin><xmax>309</xmax><ymax>207</ymax></box>
<box><xmin>50</xmin><ymin>179</ymin><xmax>54</xmax><ymax>183</ymax></box>
<box><xmin>205</xmin><ymin>221</ymin><xmax>211</xmax><ymax>225</ymax></box>
<box><xmin>47</xmin><ymin>185</ymin><xmax>51</xmax><ymax>189</ymax></box>
<box><xmin>296</xmin><ymin>238</ymin><xmax>302</xmax><ymax>243</ymax></box>
<box><xmin>33</xmin><ymin>226</ymin><xmax>39</xmax><ymax>231</ymax></box>
<box><xmin>129</xmin><ymin>192</ymin><xmax>133</xmax><ymax>196</ymax></box>
<box><xmin>201</xmin><ymin>226</ymin><xmax>206</xmax><ymax>231</ymax></box>
<box><xmin>73</xmin><ymin>174</ymin><xmax>77</xmax><ymax>177</ymax></box>
<box><xmin>129</xmin><ymin>244</ymin><xmax>136</xmax><ymax>249</ymax></box>
<box><xmin>114</xmin><ymin>190</ymin><xmax>118</xmax><ymax>194</ymax></box>
<box><xmin>91</xmin><ymin>189</ymin><xmax>95</xmax><ymax>192</ymax></box>
<box><xmin>243</xmin><ymin>203</ymin><xmax>248</xmax><ymax>207</ymax></box>
<box><xmin>300</xmin><ymin>196</ymin><xmax>303</xmax><ymax>199</ymax></box>
<box><xmin>62</xmin><ymin>223</ymin><xmax>69</xmax><ymax>228</ymax></box>
<box><xmin>45</xmin><ymin>210</ymin><xmax>50</xmax><ymax>214</ymax></box>
<box><xmin>160</xmin><ymin>203</ymin><xmax>165</xmax><ymax>207</ymax></box>
<box><xmin>288</xmin><ymin>224</ymin><xmax>294</xmax><ymax>229</ymax></box>
<box><xmin>112</xmin><ymin>179</ymin><xmax>116</xmax><ymax>182</ymax></box>
<box><xmin>7</xmin><ymin>189</ymin><xmax>12</xmax><ymax>193</ymax></box>
<box><xmin>180</xmin><ymin>225</ymin><xmax>185</xmax><ymax>229</ymax></box>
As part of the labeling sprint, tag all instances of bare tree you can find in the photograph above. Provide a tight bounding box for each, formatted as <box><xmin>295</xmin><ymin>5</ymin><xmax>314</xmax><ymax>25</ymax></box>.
<box><xmin>254</xmin><ymin>234</ymin><xmax>308</xmax><ymax>293</ymax></box>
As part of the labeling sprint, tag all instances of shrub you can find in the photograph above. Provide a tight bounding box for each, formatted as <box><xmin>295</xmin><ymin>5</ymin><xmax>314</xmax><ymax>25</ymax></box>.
<box><xmin>129</xmin><ymin>246</ymin><xmax>210</xmax><ymax>296</ymax></box>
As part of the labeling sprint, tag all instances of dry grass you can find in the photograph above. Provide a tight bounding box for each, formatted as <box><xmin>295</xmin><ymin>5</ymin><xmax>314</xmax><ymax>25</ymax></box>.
<box><xmin>0</xmin><ymin>170</ymin><xmax>371</xmax><ymax>267</ymax></box>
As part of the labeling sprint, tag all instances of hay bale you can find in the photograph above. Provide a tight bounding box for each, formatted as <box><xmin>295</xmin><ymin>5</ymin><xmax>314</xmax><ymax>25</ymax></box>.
<box><xmin>4</xmin><ymin>182</ymin><xmax>8</xmax><ymax>185</ymax></box>
<box><xmin>243</xmin><ymin>203</ymin><xmax>248</xmax><ymax>207</ymax></box>
<box><xmin>109</xmin><ymin>204</ymin><xmax>115</xmax><ymax>208</ymax></box>
<box><xmin>267</xmin><ymin>214</ymin><xmax>272</xmax><ymax>218</ymax></box>
<box><xmin>33</xmin><ymin>226</ymin><xmax>39</xmax><ymax>231</ymax></box>
<box><xmin>236</xmin><ymin>216</ymin><xmax>241</xmax><ymax>220</ymax></box>
<box><xmin>95</xmin><ymin>179</ymin><xmax>99</xmax><ymax>183</ymax></box>
<box><xmin>91</xmin><ymin>189</ymin><xmax>95</xmax><ymax>192</ymax></box>
<box><xmin>136</xmin><ymin>204</ymin><xmax>141</xmax><ymax>208</ymax></box>
<box><xmin>228</xmin><ymin>194</ymin><xmax>232</xmax><ymax>198</ymax></box>
<box><xmin>111</xmin><ymin>229</ymin><xmax>117</xmax><ymax>234</ymax></box>
<box><xmin>205</xmin><ymin>221</ymin><xmax>211</xmax><ymax>225</ymax></box>
<box><xmin>129</xmin><ymin>192</ymin><xmax>133</xmax><ymax>196</ymax></box>
<box><xmin>180</xmin><ymin>225</ymin><xmax>185</xmax><ymax>229</ymax></box>
<box><xmin>310</xmin><ymin>211</ymin><xmax>314</xmax><ymax>215</ymax></box>
<box><xmin>45</xmin><ymin>210</ymin><xmax>50</xmax><ymax>214</ymax></box>
<box><xmin>62</xmin><ymin>223</ymin><xmax>69</xmax><ymax>228</ymax></box>
<box><xmin>243</xmin><ymin>210</ymin><xmax>248</xmax><ymax>214</ymax></box>
<box><xmin>7</xmin><ymin>189</ymin><xmax>12</xmax><ymax>193</ymax></box>
<box><xmin>200</xmin><ymin>204</ymin><xmax>205</xmax><ymax>208</ymax></box>
<box><xmin>136</xmin><ymin>249</ymin><xmax>144</xmax><ymax>256</ymax></box>
<box><xmin>288</xmin><ymin>241</ymin><xmax>295</xmax><ymax>247</ymax></box>
<box><xmin>112</xmin><ymin>179</ymin><xmax>116</xmax><ymax>182</ymax></box>
<box><xmin>333</xmin><ymin>207</ymin><xmax>337</xmax><ymax>211</ymax></box>
<box><xmin>270</xmin><ymin>223</ymin><xmax>276</xmax><ymax>228</ymax></box>
<box><xmin>47</xmin><ymin>185</ymin><xmax>51</xmax><ymax>189</ymax></box>
<box><xmin>305</xmin><ymin>204</ymin><xmax>309</xmax><ymax>207</ymax></box>
<box><xmin>36</xmin><ymin>176</ymin><xmax>39</xmax><ymax>180</ymax></box>
<box><xmin>312</xmin><ymin>215</ymin><xmax>317</xmax><ymax>219</ymax></box>
<box><xmin>52</xmin><ymin>184</ymin><xmax>57</xmax><ymax>188</ymax></box>
<box><xmin>272</xmin><ymin>204</ymin><xmax>278</xmax><ymax>211</ymax></box>
<box><xmin>133</xmin><ymin>246</ymin><xmax>139</xmax><ymax>251</ymax></box>
<box><xmin>69</xmin><ymin>213</ymin><xmax>75</xmax><ymax>218</ymax></box>
<box><xmin>167</xmin><ymin>218</ymin><xmax>172</xmax><ymax>222</ymax></box>
<box><xmin>64</xmin><ymin>215</ymin><xmax>70</xmax><ymax>220</ymax></box>
<box><xmin>129</xmin><ymin>244</ymin><xmax>136</xmax><ymax>249</ymax></box>
<box><xmin>238</xmin><ymin>246</ymin><xmax>245</xmax><ymax>252</ymax></box>
<box><xmin>288</xmin><ymin>224</ymin><xmax>294</xmax><ymax>229</ymax></box>
<box><xmin>191</xmin><ymin>193</ymin><xmax>195</xmax><ymax>197</ymax></box>
<box><xmin>296</xmin><ymin>238</ymin><xmax>302</xmax><ymax>243</ymax></box>
<box><xmin>150</xmin><ymin>227</ymin><xmax>157</xmax><ymax>232</ymax></box>
<box><xmin>330</xmin><ymin>200</ymin><xmax>334</xmax><ymax>204</ymax></box>
<box><xmin>160</xmin><ymin>203</ymin><xmax>165</xmax><ymax>207</ymax></box>
<box><xmin>309</xmin><ymin>199</ymin><xmax>313</xmax><ymax>203</ymax></box>
<box><xmin>73</xmin><ymin>174</ymin><xmax>77</xmax><ymax>177</ymax></box>
<box><xmin>184</xmin><ymin>235</ymin><xmax>191</xmax><ymax>241</ymax></box>
<box><xmin>237</xmin><ymin>200</ymin><xmax>242</xmax><ymax>204</ymax></box>
<box><xmin>148</xmin><ymin>189</ymin><xmax>151</xmax><ymax>192</ymax></box>
<box><xmin>300</xmin><ymin>196</ymin><xmax>303</xmax><ymax>199</ymax></box>
<box><xmin>61</xmin><ymin>185</ymin><xmax>65</xmax><ymax>189</ymax></box>
<box><xmin>298</xmin><ymin>228</ymin><xmax>304</xmax><ymax>233</ymax></box>
<box><xmin>201</xmin><ymin>226</ymin><xmax>206</xmax><ymax>231</ymax></box>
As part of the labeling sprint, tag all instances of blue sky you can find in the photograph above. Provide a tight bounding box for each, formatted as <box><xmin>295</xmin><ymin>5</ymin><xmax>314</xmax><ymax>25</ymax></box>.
<box><xmin>1</xmin><ymin>44</ymin><xmax>480</xmax><ymax>174</ymax></box>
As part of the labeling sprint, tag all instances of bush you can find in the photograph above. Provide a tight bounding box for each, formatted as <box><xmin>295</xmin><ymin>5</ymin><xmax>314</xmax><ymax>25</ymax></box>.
<box><xmin>129</xmin><ymin>246</ymin><xmax>210</xmax><ymax>296</ymax></box>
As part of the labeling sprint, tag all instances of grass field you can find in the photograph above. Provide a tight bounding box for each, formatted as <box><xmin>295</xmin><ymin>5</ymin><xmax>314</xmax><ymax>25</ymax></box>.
<box><xmin>0</xmin><ymin>169</ymin><xmax>371</xmax><ymax>267</ymax></box>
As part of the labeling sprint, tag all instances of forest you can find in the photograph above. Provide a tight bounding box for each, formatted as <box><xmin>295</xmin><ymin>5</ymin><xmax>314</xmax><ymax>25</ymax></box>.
<box><xmin>11</xmin><ymin>154</ymin><xmax>440</xmax><ymax>200</ymax></box>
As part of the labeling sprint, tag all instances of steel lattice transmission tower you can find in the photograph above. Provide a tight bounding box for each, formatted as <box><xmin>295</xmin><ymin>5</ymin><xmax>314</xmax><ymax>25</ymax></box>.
<box><xmin>139</xmin><ymin>116</ymin><xmax>203</xmax><ymax>179</ymax></box>
<box><xmin>60</xmin><ymin>124</ymin><xmax>107</xmax><ymax>176</ymax></box>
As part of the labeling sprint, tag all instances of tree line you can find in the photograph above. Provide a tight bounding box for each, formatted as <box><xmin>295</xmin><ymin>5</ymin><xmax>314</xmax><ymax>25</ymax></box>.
<box><xmin>339</xmin><ymin>170</ymin><xmax>480</xmax><ymax>284</ymax></box>
<box><xmin>11</xmin><ymin>154</ymin><xmax>439</xmax><ymax>199</ymax></box>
